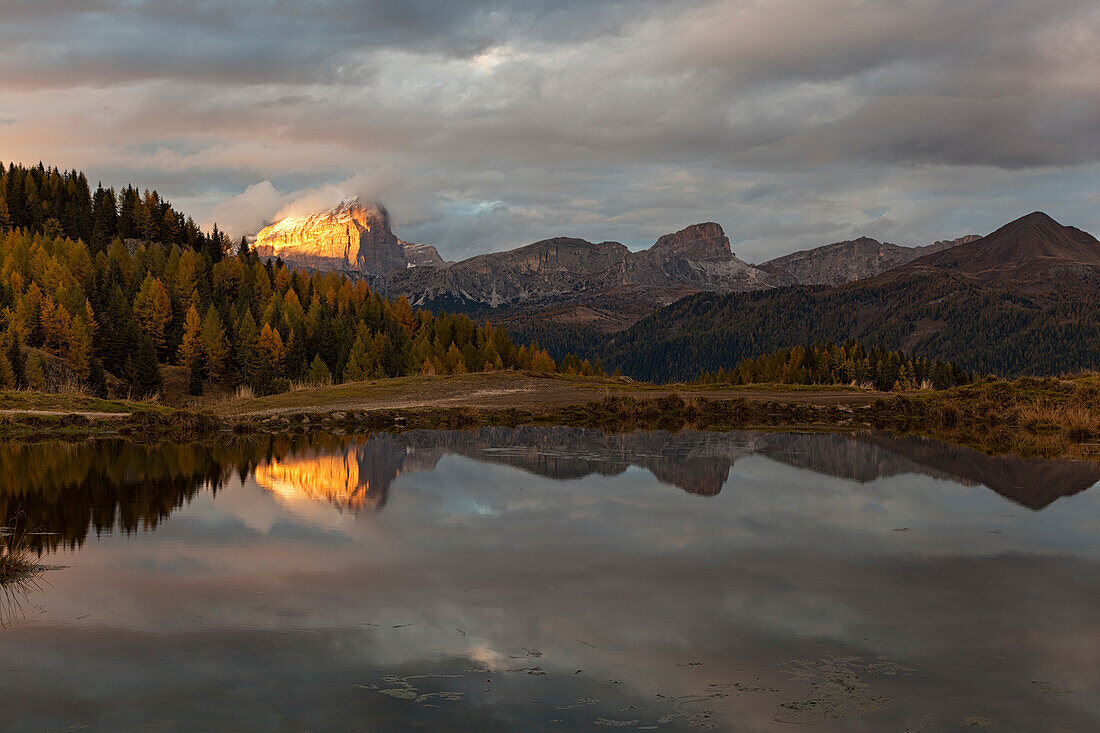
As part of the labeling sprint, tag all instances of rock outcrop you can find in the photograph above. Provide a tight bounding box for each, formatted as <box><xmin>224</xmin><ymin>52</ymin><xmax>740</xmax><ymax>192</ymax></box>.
<box><xmin>382</xmin><ymin>222</ymin><xmax>781</xmax><ymax>313</ymax></box>
<box><xmin>252</xmin><ymin>199</ymin><xmax>445</xmax><ymax>276</ymax></box>
<box><xmin>401</xmin><ymin>241</ymin><xmax>447</xmax><ymax>268</ymax></box>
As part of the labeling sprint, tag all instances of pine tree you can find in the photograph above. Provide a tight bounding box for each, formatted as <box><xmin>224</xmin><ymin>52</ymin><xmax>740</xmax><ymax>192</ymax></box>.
<box><xmin>24</xmin><ymin>352</ymin><xmax>47</xmax><ymax>391</ymax></box>
<box><xmin>0</xmin><ymin>352</ymin><xmax>15</xmax><ymax>389</ymax></box>
<box><xmin>342</xmin><ymin>335</ymin><xmax>370</xmax><ymax>382</ymax></box>
<box><xmin>131</xmin><ymin>336</ymin><xmax>162</xmax><ymax>397</ymax></box>
<box><xmin>248</xmin><ymin>323</ymin><xmax>285</xmax><ymax>394</ymax></box>
<box><xmin>6</xmin><ymin>333</ymin><xmax>24</xmax><ymax>388</ymax></box>
<box><xmin>306</xmin><ymin>355</ymin><xmax>333</xmax><ymax>386</ymax></box>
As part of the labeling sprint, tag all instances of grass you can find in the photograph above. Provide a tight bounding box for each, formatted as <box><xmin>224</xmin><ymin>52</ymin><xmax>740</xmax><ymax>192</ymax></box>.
<box><xmin>211</xmin><ymin>370</ymin><xmax>872</xmax><ymax>417</ymax></box>
<box><xmin>0</xmin><ymin>390</ymin><xmax>168</xmax><ymax>415</ymax></box>
<box><xmin>0</xmin><ymin>372</ymin><xmax>1098</xmax><ymax>461</ymax></box>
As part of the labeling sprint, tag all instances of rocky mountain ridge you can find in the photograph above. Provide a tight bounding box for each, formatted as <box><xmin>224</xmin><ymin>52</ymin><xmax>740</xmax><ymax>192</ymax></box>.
<box><xmin>761</xmin><ymin>235</ymin><xmax>980</xmax><ymax>286</ymax></box>
<box><xmin>603</xmin><ymin>211</ymin><xmax>1100</xmax><ymax>380</ymax></box>
<box><xmin>900</xmin><ymin>211</ymin><xmax>1100</xmax><ymax>282</ymax></box>
<box><xmin>249</xmin><ymin>200</ymin><xmax>996</xmax><ymax>335</ymax></box>
<box><xmin>381</xmin><ymin>221</ymin><xmax>782</xmax><ymax>313</ymax></box>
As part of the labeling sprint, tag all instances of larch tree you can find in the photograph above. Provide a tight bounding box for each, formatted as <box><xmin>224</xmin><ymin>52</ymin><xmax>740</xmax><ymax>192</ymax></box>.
<box><xmin>133</xmin><ymin>274</ymin><xmax>172</xmax><ymax>353</ymax></box>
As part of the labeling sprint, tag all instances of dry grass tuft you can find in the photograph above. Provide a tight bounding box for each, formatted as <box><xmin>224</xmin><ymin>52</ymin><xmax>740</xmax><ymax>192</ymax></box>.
<box><xmin>1016</xmin><ymin>400</ymin><xmax>1099</xmax><ymax>440</ymax></box>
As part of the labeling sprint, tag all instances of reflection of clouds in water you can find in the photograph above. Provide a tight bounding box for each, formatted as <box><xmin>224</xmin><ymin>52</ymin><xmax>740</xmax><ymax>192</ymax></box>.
<box><xmin>2</xmin><ymin>431</ymin><xmax>1100</xmax><ymax>730</ymax></box>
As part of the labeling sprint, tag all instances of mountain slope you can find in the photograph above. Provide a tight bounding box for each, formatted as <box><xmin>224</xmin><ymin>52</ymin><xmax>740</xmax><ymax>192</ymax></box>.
<box><xmin>762</xmin><ymin>235</ymin><xmax>978</xmax><ymax>286</ymax></box>
<box><xmin>603</xmin><ymin>212</ymin><xmax>1100</xmax><ymax>381</ymax></box>
<box><xmin>901</xmin><ymin>211</ymin><xmax>1100</xmax><ymax>282</ymax></box>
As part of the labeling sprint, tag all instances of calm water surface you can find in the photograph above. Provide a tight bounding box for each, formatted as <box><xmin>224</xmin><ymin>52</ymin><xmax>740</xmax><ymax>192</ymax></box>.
<box><xmin>1</xmin><ymin>429</ymin><xmax>1099</xmax><ymax>731</ymax></box>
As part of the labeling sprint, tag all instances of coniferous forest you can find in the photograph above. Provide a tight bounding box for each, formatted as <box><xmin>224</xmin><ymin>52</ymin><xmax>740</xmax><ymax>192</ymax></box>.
<box><xmin>0</xmin><ymin>162</ymin><xmax>601</xmax><ymax>398</ymax></box>
<box><xmin>690</xmin><ymin>341</ymin><xmax>971</xmax><ymax>391</ymax></box>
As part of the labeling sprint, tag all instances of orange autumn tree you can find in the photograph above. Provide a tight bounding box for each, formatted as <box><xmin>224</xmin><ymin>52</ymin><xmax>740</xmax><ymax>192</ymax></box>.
<box><xmin>0</xmin><ymin>161</ymin><xmax>604</xmax><ymax>397</ymax></box>
<box><xmin>132</xmin><ymin>274</ymin><xmax>172</xmax><ymax>354</ymax></box>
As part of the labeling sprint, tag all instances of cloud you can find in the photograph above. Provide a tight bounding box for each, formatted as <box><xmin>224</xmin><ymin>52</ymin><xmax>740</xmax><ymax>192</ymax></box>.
<box><xmin>1</xmin><ymin>0</ymin><xmax>1098</xmax><ymax>259</ymax></box>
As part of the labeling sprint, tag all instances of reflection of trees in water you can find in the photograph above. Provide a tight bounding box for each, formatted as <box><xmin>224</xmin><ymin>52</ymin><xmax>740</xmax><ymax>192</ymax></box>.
<box><xmin>1</xmin><ymin>430</ymin><xmax>1096</xmax><ymax>559</ymax></box>
<box><xmin>0</xmin><ymin>436</ymin><xmax>357</xmax><ymax>555</ymax></box>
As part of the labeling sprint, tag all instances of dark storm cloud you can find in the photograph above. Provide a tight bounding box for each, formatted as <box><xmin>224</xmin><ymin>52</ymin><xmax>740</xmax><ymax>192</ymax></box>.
<box><xmin>1</xmin><ymin>0</ymin><xmax>1097</xmax><ymax>258</ymax></box>
<box><xmin>0</xmin><ymin>0</ymin><xmax>667</xmax><ymax>88</ymax></box>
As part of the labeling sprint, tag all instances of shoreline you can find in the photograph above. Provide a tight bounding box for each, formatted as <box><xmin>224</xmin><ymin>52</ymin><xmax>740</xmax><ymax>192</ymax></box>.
<box><xmin>0</xmin><ymin>371</ymin><xmax>1095</xmax><ymax>460</ymax></box>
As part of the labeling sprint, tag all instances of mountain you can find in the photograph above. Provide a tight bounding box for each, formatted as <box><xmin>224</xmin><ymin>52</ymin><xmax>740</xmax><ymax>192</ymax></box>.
<box><xmin>603</xmin><ymin>212</ymin><xmax>1100</xmax><ymax>380</ymax></box>
<box><xmin>762</xmin><ymin>235</ymin><xmax>979</xmax><ymax>286</ymax></box>
<box><xmin>379</xmin><ymin>222</ymin><xmax>785</xmax><ymax>332</ymax></box>
<box><xmin>252</xmin><ymin>199</ymin><xmax>445</xmax><ymax>276</ymax></box>
<box><xmin>250</xmin><ymin>205</ymin><xmax>785</xmax><ymax>333</ymax></box>
<box><xmin>901</xmin><ymin>211</ymin><xmax>1100</xmax><ymax>283</ymax></box>
<box><xmin>384</xmin><ymin>222</ymin><xmax>781</xmax><ymax>307</ymax></box>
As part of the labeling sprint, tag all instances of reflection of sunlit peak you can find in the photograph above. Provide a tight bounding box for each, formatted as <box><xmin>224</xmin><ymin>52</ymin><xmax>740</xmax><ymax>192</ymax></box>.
<box><xmin>254</xmin><ymin>455</ymin><xmax>381</xmax><ymax>513</ymax></box>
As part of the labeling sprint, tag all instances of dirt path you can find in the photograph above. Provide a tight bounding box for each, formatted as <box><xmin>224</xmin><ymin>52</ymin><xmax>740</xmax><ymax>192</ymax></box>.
<box><xmin>221</xmin><ymin>373</ymin><xmax>886</xmax><ymax>417</ymax></box>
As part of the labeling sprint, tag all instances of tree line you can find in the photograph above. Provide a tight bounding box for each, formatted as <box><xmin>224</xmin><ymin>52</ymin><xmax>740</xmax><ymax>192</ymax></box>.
<box><xmin>690</xmin><ymin>341</ymin><xmax>971</xmax><ymax>391</ymax></box>
<box><xmin>1</xmin><ymin>161</ymin><xmax>230</xmax><ymax>262</ymax></box>
<box><xmin>0</xmin><ymin>162</ymin><xmax>602</xmax><ymax>397</ymax></box>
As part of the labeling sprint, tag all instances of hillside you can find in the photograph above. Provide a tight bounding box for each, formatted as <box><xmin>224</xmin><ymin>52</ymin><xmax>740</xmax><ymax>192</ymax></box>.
<box><xmin>603</xmin><ymin>212</ymin><xmax>1100</xmax><ymax>381</ymax></box>
<box><xmin>901</xmin><ymin>211</ymin><xmax>1100</xmax><ymax>282</ymax></box>
<box><xmin>761</xmin><ymin>235</ymin><xmax>978</xmax><ymax>286</ymax></box>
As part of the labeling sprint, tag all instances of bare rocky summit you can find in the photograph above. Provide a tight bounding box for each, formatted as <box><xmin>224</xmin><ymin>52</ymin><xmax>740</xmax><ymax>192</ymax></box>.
<box><xmin>252</xmin><ymin>199</ymin><xmax>445</xmax><ymax>276</ymax></box>
<box><xmin>382</xmin><ymin>222</ymin><xmax>782</xmax><ymax>314</ymax></box>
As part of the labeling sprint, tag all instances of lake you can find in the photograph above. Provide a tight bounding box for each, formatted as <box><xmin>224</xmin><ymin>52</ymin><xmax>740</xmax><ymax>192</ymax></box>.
<box><xmin>1</xmin><ymin>428</ymin><xmax>1098</xmax><ymax>731</ymax></box>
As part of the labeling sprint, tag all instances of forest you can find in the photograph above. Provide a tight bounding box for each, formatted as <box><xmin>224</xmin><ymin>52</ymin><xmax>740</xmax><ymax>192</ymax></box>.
<box><xmin>690</xmin><ymin>341</ymin><xmax>971</xmax><ymax>391</ymax></box>
<box><xmin>603</xmin><ymin>271</ymin><xmax>1100</xmax><ymax>382</ymax></box>
<box><xmin>0</xmin><ymin>162</ymin><xmax>601</xmax><ymax>398</ymax></box>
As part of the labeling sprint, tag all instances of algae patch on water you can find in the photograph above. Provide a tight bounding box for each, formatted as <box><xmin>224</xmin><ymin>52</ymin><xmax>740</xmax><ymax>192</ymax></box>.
<box><xmin>774</xmin><ymin>656</ymin><xmax>913</xmax><ymax>725</ymax></box>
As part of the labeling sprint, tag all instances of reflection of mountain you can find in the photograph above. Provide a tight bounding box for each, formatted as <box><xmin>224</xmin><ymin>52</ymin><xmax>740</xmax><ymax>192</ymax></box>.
<box><xmin>267</xmin><ymin>428</ymin><xmax>1099</xmax><ymax>511</ymax></box>
<box><xmin>399</xmin><ymin>427</ymin><xmax>747</xmax><ymax>497</ymax></box>
<box><xmin>747</xmin><ymin>432</ymin><xmax>1100</xmax><ymax>509</ymax></box>
<box><xmin>254</xmin><ymin>441</ymin><xmax>399</xmax><ymax>512</ymax></box>
<box><xmin>2</xmin><ymin>431</ymin><xmax>1097</xmax><ymax>556</ymax></box>
<box><xmin>856</xmin><ymin>434</ymin><xmax>1100</xmax><ymax>510</ymax></box>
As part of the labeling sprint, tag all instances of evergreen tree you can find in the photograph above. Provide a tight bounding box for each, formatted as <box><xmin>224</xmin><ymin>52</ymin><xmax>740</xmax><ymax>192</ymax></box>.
<box><xmin>131</xmin><ymin>336</ymin><xmax>162</xmax><ymax>398</ymax></box>
<box><xmin>6</xmin><ymin>334</ymin><xmax>24</xmax><ymax>388</ymax></box>
<box><xmin>133</xmin><ymin>274</ymin><xmax>173</xmax><ymax>353</ymax></box>
<box><xmin>306</xmin><ymin>355</ymin><xmax>333</xmax><ymax>386</ymax></box>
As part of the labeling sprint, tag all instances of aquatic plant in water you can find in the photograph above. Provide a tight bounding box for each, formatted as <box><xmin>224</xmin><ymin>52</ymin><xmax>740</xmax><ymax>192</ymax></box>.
<box><xmin>0</xmin><ymin>528</ymin><xmax>46</xmax><ymax>628</ymax></box>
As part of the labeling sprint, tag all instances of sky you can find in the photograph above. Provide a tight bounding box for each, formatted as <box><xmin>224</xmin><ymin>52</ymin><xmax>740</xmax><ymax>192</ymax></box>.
<box><xmin>1</xmin><ymin>0</ymin><xmax>1098</xmax><ymax>263</ymax></box>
